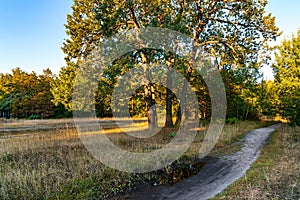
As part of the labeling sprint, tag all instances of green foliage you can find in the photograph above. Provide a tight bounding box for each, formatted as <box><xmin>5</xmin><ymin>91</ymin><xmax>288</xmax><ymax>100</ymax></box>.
<box><xmin>28</xmin><ymin>114</ymin><xmax>42</xmax><ymax>120</ymax></box>
<box><xmin>221</xmin><ymin>68</ymin><xmax>262</xmax><ymax>120</ymax></box>
<box><xmin>272</xmin><ymin>30</ymin><xmax>300</xmax><ymax>126</ymax></box>
<box><xmin>56</xmin><ymin>170</ymin><xmax>138</xmax><ymax>200</ymax></box>
<box><xmin>258</xmin><ymin>80</ymin><xmax>280</xmax><ymax>116</ymax></box>
<box><xmin>50</xmin><ymin>65</ymin><xmax>77</xmax><ymax>112</ymax></box>
<box><xmin>226</xmin><ymin>117</ymin><xmax>239</xmax><ymax>124</ymax></box>
<box><xmin>0</xmin><ymin>68</ymin><xmax>68</xmax><ymax>119</ymax></box>
<box><xmin>55</xmin><ymin>0</ymin><xmax>279</xmax><ymax>123</ymax></box>
<box><xmin>169</xmin><ymin>132</ymin><xmax>176</xmax><ymax>138</ymax></box>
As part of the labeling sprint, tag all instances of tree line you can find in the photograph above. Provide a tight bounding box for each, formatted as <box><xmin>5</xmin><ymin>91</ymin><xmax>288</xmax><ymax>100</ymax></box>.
<box><xmin>0</xmin><ymin>0</ymin><xmax>299</xmax><ymax>126</ymax></box>
<box><xmin>0</xmin><ymin>68</ymin><xmax>69</xmax><ymax>119</ymax></box>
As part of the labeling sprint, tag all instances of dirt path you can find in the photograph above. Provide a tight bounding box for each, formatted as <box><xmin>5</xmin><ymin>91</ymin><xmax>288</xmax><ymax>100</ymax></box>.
<box><xmin>128</xmin><ymin>124</ymin><xmax>281</xmax><ymax>200</ymax></box>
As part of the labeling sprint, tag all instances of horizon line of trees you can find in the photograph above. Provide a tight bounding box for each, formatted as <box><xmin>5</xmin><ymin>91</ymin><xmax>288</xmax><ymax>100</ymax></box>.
<box><xmin>0</xmin><ymin>68</ymin><xmax>70</xmax><ymax>119</ymax></box>
<box><xmin>0</xmin><ymin>0</ymin><xmax>299</xmax><ymax>126</ymax></box>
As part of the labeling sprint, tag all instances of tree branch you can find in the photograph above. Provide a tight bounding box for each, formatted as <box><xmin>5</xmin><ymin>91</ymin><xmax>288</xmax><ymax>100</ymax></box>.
<box><xmin>129</xmin><ymin>6</ymin><xmax>141</xmax><ymax>29</ymax></box>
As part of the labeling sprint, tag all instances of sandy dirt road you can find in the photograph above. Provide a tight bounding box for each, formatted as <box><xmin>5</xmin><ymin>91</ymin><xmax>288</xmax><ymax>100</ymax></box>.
<box><xmin>128</xmin><ymin>124</ymin><xmax>281</xmax><ymax>200</ymax></box>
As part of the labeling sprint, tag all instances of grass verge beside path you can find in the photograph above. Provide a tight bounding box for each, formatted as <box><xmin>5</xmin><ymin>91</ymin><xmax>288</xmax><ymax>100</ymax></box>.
<box><xmin>213</xmin><ymin>124</ymin><xmax>300</xmax><ymax>200</ymax></box>
<box><xmin>0</xmin><ymin>120</ymin><xmax>278</xmax><ymax>199</ymax></box>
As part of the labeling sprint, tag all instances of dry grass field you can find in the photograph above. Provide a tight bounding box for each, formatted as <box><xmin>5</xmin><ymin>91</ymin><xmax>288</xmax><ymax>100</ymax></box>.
<box><xmin>0</xmin><ymin>118</ymin><xmax>282</xmax><ymax>199</ymax></box>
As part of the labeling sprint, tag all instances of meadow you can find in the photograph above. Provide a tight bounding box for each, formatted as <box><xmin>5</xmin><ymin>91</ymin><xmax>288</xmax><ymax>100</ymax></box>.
<box><xmin>0</xmin><ymin>118</ymin><xmax>280</xmax><ymax>199</ymax></box>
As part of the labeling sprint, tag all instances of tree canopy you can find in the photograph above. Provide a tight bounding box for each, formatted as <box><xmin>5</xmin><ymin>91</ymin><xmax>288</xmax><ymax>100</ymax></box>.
<box><xmin>4</xmin><ymin>1</ymin><xmax>293</xmax><ymax>127</ymax></box>
<box><xmin>0</xmin><ymin>68</ymin><xmax>68</xmax><ymax>119</ymax></box>
<box><xmin>52</xmin><ymin>0</ymin><xmax>279</xmax><ymax>127</ymax></box>
<box><xmin>272</xmin><ymin>30</ymin><xmax>300</xmax><ymax>125</ymax></box>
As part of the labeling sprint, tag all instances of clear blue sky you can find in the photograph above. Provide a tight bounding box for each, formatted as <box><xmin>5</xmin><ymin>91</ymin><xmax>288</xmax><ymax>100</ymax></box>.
<box><xmin>0</xmin><ymin>0</ymin><xmax>299</xmax><ymax>76</ymax></box>
<box><xmin>0</xmin><ymin>0</ymin><xmax>72</xmax><ymax>75</ymax></box>
<box><xmin>262</xmin><ymin>0</ymin><xmax>300</xmax><ymax>80</ymax></box>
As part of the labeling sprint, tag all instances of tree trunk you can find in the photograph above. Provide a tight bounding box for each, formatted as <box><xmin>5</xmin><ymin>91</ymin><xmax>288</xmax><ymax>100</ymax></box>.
<box><xmin>141</xmin><ymin>51</ymin><xmax>158</xmax><ymax>130</ymax></box>
<box><xmin>165</xmin><ymin>68</ymin><xmax>174</xmax><ymax>127</ymax></box>
<box><xmin>176</xmin><ymin>63</ymin><xmax>193</xmax><ymax>125</ymax></box>
<box><xmin>175</xmin><ymin>106</ymin><xmax>182</xmax><ymax>125</ymax></box>
<box><xmin>129</xmin><ymin>7</ymin><xmax>158</xmax><ymax>130</ymax></box>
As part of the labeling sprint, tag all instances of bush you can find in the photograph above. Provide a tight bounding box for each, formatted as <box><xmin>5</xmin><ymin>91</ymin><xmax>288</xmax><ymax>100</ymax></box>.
<box><xmin>169</xmin><ymin>132</ymin><xmax>176</xmax><ymax>138</ymax></box>
<box><xmin>226</xmin><ymin>117</ymin><xmax>239</xmax><ymax>124</ymax></box>
<box><xmin>28</xmin><ymin>114</ymin><xmax>41</xmax><ymax>120</ymax></box>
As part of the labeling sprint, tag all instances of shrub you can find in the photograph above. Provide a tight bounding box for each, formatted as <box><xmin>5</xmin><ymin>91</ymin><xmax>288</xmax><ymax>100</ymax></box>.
<box><xmin>226</xmin><ymin>117</ymin><xmax>239</xmax><ymax>124</ymax></box>
<box><xmin>28</xmin><ymin>114</ymin><xmax>41</xmax><ymax>120</ymax></box>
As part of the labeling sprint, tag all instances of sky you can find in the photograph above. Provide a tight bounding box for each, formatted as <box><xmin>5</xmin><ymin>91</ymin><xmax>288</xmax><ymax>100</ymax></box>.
<box><xmin>0</xmin><ymin>0</ymin><xmax>299</xmax><ymax>77</ymax></box>
<box><xmin>0</xmin><ymin>0</ymin><xmax>72</xmax><ymax>75</ymax></box>
<box><xmin>262</xmin><ymin>0</ymin><xmax>300</xmax><ymax>80</ymax></box>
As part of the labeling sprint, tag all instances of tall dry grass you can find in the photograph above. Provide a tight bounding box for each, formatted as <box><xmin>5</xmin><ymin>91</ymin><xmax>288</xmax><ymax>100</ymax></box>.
<box><xmin>0</xmin><ymin>119</ymin><xmax>274</xmax><ymax>199</ymax></box>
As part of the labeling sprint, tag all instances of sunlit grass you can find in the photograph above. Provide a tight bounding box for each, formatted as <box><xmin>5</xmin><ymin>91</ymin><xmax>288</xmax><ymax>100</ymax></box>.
<box><xmin>0</xmin><ymin>118</ymin><xmax>277</xmax><ymax>199</ymax></box>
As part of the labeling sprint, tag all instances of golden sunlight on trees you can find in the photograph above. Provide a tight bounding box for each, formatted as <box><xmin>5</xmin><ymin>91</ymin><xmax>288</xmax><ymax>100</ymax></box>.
<box><xmin>0</xmin><ymin>68</ymin><xmax>68</xmax><ymax>119</ymax></box>
<box><xmin>272</xmin><ymin>30</ymin><xmax>300</xmax><ymax>125</ymax></box>
<box><xmin>53</xmin><ymin>0</ymin><xmax>279</xmax><ymax>128</ymax></box>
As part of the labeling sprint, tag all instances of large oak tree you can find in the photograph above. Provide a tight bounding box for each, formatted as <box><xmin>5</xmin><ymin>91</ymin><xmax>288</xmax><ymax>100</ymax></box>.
<box><xmin>54</xmin><ymin>0</ymin><xmax>279</xmax><ymax>127</ymax></box>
